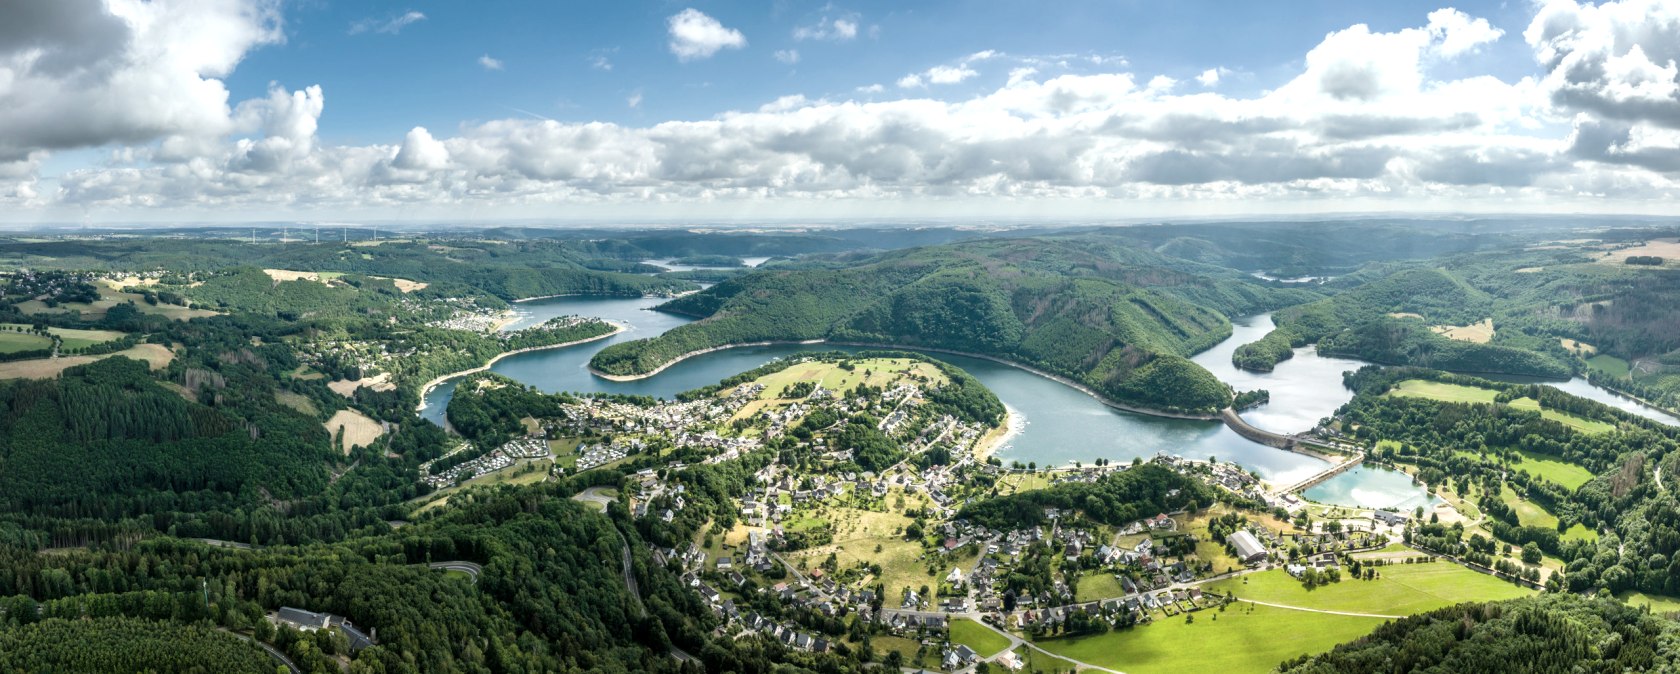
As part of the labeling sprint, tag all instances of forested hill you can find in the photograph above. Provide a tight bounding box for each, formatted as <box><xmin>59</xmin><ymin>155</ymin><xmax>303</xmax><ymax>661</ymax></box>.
<box><xmin>589</xmin><ymin>236</ymin><xmax>1318</xmax><ymax>414</ymax></box>
<box><xmin>1236</xmin><ymin>268</ymin><xmax>1571</xmax><ymax>377</ymax></box>
<box><xmin>1279</xmin><ymin>594</ymin><xmax>1679</xmax><ymax>673</ymax></box>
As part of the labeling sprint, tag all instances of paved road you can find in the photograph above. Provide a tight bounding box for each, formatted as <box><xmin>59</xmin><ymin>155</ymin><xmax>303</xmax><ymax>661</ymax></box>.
<box><xmin>572</xmin><ymin>486</ymin><xmax>617</xmax><ymax>511</ymax></box>
<box><xmin>428</xmin><ymin>560</ymin><xmax>483</xmax><ymax>582</ymax></box>
<box><xmin>966</xmin><ymin>618</ymin><xmax>1126</xmax><ymax>674</ymax></box>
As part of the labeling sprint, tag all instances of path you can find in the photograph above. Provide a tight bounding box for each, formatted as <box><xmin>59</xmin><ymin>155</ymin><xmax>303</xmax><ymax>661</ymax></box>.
<box><xmin>967</xmin><ymin>617</ymin><xmax>1126</xmax><ymax>674</ymax></box>
<box><xmin>578</xmin><ymin>486</ymin><xmax>700</xmax><ymax>665</ymax></box>
<box><xmin>572</xmin><ymin>486</ymin><xmax>617</xmax><ymax>512</ymax></box>
<box><xmin>220</xmin><ymin>628</ymin><xmax>300</xmax><ymax>674</ymax></box>
<box><xmin>427</xmin><ymin>560</ymin><xmax>483</xmax><ymax>582</ymax></box>
<box><xmin>1232</xmin><ymin>598</ymin><xmax>1404</xmax><ymax>619</ymax></box>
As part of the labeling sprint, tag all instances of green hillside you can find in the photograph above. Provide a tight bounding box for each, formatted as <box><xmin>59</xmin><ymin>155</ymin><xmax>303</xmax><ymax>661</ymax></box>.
<box><xmin>591</xmin><ymin>237</ymin><xmax>1311</xmax><ymax>414</ymax></box>
<box><xmin>1238</xmin><ymin>268</ymin><xmax>1570</xmax><ymax>377</ymax></box>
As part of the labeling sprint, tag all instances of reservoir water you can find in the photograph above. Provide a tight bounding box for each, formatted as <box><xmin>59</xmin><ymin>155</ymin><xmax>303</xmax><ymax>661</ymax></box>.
<box><xmin>420</xmin><ymin>295</ymin><xmax>1677</xmax><ymax>509</ymax></box>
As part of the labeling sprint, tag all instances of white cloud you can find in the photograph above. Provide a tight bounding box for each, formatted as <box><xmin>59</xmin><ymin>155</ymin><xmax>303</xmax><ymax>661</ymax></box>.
<box><xmin>0</xmin><ymin>0</ymin><xmax>284</xmax><ymax>163</ymax></box>
<box><xmin>898</xmin><ymin>59</ymin><xmax>981</xmax><ymax>88</ymax></box>
<box><xmin>667</xmin><ymin>8</ymin><xmax>745</xmax><ymax>62</ymax></box>
<box><xmin>478</xmin><ymin>54</ymin><xmax>503</xmax><ymax>71</ymax></box>
<box><xmin>589</xmin><ymin>54</ymin><xmax>613</xmax><ymax>71</ymax></box>
<box><xmin>349</xmin><ymin>10</ymin><xmax>425</xmax><ymax>35</ymax></box>
<box><xmin>1197</xmin><ymin>67</ymin><xmax>1230</xmax><ymax>87</ymax></box>
<box><xmin>10</xmin><ymin>4</ymin><xmax>1680</xmax><ymax>218</ymax></box>
<box><xmin>1426</xmin><ymin>8</ymin><xmax>1504</xmax><ymax>57</ymax></box>
<box><xmin>390</xmin><ymin>126</ymin><xmax>449</xmax><ymax>171</ymax></box>
<box><xmin>774</xmin><ymin>49</ymin><xmax>800</xmax><ymax>64</ymax></box>
<box><xmin>794</xmin><ymin>16</ymin><xmax>859</xmax><ymax>42</ymax></box>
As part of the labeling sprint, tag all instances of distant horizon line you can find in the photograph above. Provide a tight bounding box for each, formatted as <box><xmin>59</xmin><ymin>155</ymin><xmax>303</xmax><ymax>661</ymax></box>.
<box><xmin>5</xmin><ymin>211</ymin><xmax>1680</xmax><ymax>233</ymax></box>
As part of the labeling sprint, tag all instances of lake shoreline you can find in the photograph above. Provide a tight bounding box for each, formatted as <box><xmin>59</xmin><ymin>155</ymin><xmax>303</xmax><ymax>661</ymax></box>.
<box><xmin>586</xmin><ymin>339</ymin><xmax>1221</xmax><ymax>421</ymax></box>
<box><xmin>414</xmin><ymin>321</ymin><xmax>627</xmax><ymax>412</ymax></box>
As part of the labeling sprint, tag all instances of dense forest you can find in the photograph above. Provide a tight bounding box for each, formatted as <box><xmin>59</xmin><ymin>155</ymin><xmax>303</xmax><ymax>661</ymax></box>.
<box><xmin>1279</xmin><ymin>594</ymin><xmax>1679</xmax><ymax>674</ymax></box>
<box><xmin>591</xmin><ymin>236</ymin><xmax>1320</xmax><ymax>414</ymax></box>
<box><xmin>957</xmin><ymin>463</ymin><xmax>1217</xmax><ymax>529</ymax></box>
<box><xmin>1249</xmin><ymin>268</ymin><xmax>1572</xmax><ymax>378</ymax></box>
<box><xmin>10</xmin><ymin>224</ymin><xmax>1680</xmax><ymax>672</ymax></box>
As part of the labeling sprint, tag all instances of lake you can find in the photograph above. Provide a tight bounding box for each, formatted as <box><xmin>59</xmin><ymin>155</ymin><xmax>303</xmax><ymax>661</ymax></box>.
<box><xmin>421</xmin><ymin>296</ymin><xmax>1674</xmax><ymax>509</ymax></box>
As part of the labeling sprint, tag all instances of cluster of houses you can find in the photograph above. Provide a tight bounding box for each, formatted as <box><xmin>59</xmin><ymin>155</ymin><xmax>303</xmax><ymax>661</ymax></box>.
<box><xmin>427</xmin><ymin>309</ymin><xmax>512</xmax><ymax>332</ymax></box>
<box><xmin>574</xmin><ymin>443</ymin><xmax>629</xmax><ymax>471</ymax></box>
<box><xmin>420</xmin><ymin>434</ymin><xmax>551</xmax><ymax>487</ymax></box>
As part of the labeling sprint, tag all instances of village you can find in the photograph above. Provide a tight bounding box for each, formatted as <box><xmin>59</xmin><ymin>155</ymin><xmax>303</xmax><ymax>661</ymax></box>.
<box><xmin>434</xmin><ymin>351</ymin><xmax>1514</xmax><ymax>673</ymax></box>
<box><xmin>632</xmin><ymin>446</ymin><xmax>1419</xmax><ymax>672</ymax></box>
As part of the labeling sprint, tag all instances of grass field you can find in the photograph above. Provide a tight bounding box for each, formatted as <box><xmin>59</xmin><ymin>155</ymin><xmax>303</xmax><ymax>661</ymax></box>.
<box><xmin>1507</xmin><ymin>397</ymin><xmax>1616</xmax><ymax>434</ymax></box>
<box><xmin>731</xmin><ymin>357</ymin><xmax>950</xmax><ymax>423</ymax></box>
<box><xmin>867</xmin><ymin>635</ymin><xmax>926</xmax><ymax>667</ymax></box>
<box><xmin>0</xmin><ymin>325</ymin><xmax>125</xmax><ymax>353</ymax></box>
<box><xmin>1512</xmin><ymin>450</ymin><xmax>1595</xmax><ymax>490</ymax></box>
<box><xmin>786</xmin><ymin>505</ymin><xmax>929</xmax><ymax>600</ymax></box>
<box><xmin>48</xmin><ymin>327</ymin><xmax>126</xmax><ymax>350</ymax></box>
<box><xmin>1587</xmin><ymin>354</ymin><xmax>1632</xmax><ymax>379</ymax></box>
<box><xmin>0</xmin><ymin>330</ymin><xmax>52</xmax><ymax>354</ymax></box>
<box><xmin>752</xmin><ymin>357</ymin><xmax>947</xmax><ymax>401</ymax></box>
<box><xmin>1560</xmin><ymin>338</ymin><xmax>1597</xmax><ymax>357</ymax></box>
<box><xmin>325</xmin><ymin>409</ymin><xmax>384</xmax><ymax>454</ymax></box>
<box><xmin>274</xmin><ymin>391</ymin><xmax>319</xmax><ymax>416</ymax></box>
<box><xmin>1389</xmin><ymin>380</ymin><xmax>1498</xmax><ymax>404</ymax></box>
<box><xmin>15</xmin><ymin>285</ymin><xmax>219</xmax><ymax>321</ymax></box>
<box><xmin>1204</xmin><ymin>561</ymin><xmax>1532</xmax><ymax>616</ymax></box>
<box><xmin>1620</xmin><ymin>591</ymin><xmax>1680</xmax><ymax>615</ymax></box>
<box><xmin>1036</xmin><ymin>602</ymin><xmax>1386</xmax><ymax>674</ymax></box>
<box><xmin>0</xmin><ymin>343</ymin><xmax>173</xmax><ymax>380</ymax></box>
<box><xmin>1500</xmin><ymin>486</ymin><xmax>1595</xmax><ymax>543</ymax></box>
<box><xmin>1075</xmin><ymin>574</ymin><xmax>1125</xmax><ymax>602</ymax></box>
<box><xmin>1431</xmin><ymin>318</ymin><xmax>1495</xmax><ymax>343</ymax></box>
<box><xmin>948</xmin><ymin>618</ymin><xmax>1011</xmax><ymax>658</ymax></box>
<box><xmin>1009</xmin><ymin>647</ymin><xmax>1079</xmax><ymax>674</ymax></box>
<box><xmin>1389</xmin><ymin>380</ymin><xmax>1613</xmax><ymax>434</ymax></box>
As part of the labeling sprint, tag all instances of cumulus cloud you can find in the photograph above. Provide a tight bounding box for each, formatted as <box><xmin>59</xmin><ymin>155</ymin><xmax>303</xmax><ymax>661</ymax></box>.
<box><xmin>10</xmin><ymin>4</ymin><xmax>1680</xmax><ymax>217</ymax></box>
<box><xmin>793</xmin><ymin>16</ymin><xmax>859</xmax><ymax>42</ymax></box>
<box><xmin>898</xmin><ymin>65</ymin><xmax>978</xmax><ymax>88</ymax></box>
<box><xmin>349</xmin><ymin>10</ymin><xmax>425</xmax><ymax>35</ymax></box>
<box><xmin>667</xmin><ymin>8</ymin><xmax>746</xmax><ymax>61</ymax></box>
<box><xmin>1197</xmin><ymin>67</ymin><xmax>1230</xmax><ymax>87</ymax></box>
<box><xmin>478</xmin><ymin>54</ymin><xmax>503</xmax><ymax>71</ymax></box>
<box><xmin>0</xmin><ymin>0</ymin><xmax>283</xmax><ymax>163</ymax></box>
<box><xmin>774</xmin><ymin>49</ymin><xmax>800</xmax><ymax>64</ymax></box>
<box><xmin>391</xmin><ymin>127</ymin><xmax>449</xmax><ymax>171</ymax></box>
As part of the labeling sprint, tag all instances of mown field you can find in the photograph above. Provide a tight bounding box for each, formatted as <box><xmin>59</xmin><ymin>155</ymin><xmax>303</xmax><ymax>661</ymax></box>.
<box><xmin>1388</xmin><ymin>379</ymin><xmax>1614</xmax><ymax>434</ymax></box>
<box><xmin>948</xmin><ymin>618</ymin><xmax>1011</xmax><ymax>658</ymax></box>
<box><xmin>1035</xmin><ymin>602</ymin><xmax>1386</xmax><ymax>674</ymax></box>
<box><xmin>1203</xmin><ymin>560</ymin><xmax>1532</xmax><ymax>617</ymax></box>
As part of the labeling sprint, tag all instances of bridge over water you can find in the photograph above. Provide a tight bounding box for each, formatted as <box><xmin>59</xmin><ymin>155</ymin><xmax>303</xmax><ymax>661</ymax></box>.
<box><xmin>1220</xmin><ymin>408</ymin><xmax>1367</xmax><ymax>495</ymax></box>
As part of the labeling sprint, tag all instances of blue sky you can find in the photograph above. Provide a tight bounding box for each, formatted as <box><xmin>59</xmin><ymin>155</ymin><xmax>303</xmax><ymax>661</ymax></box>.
<box><xmin>2</xmin><ymin>0</ymin><xmax>1679</xmax><ymax>223</ymax></box>
<box><xmin>231</xmin><ymin>1</ymin><xmax>1541</xmax><ymax>142</ymax></box>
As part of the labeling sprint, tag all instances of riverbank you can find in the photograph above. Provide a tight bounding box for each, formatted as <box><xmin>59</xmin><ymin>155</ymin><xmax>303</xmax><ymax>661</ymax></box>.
<box><xmin>975</xmin><ymin>404</ymin><xmax>1026</xmax><ymax>461</ymax></box>
<box><xmin>586</xmin><ymin>339</ymin><xmax>826</xmax><ymax>382</ymax></box>
<box><xmin>586</xmin><ymin>338</ymin><xmax>1221</xmax><ymax>421</ymax></box>
<box><xmin>414</xmin><ymin>321</ymin><xmax>627</xmax><ymax>412</ymax></box>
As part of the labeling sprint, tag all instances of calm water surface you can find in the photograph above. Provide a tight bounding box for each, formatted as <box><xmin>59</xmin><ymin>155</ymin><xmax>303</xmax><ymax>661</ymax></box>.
<box><xmin>424</xmin><ymin>298</ymin><xmax>1673</xmax><ymax>509</ymax></box>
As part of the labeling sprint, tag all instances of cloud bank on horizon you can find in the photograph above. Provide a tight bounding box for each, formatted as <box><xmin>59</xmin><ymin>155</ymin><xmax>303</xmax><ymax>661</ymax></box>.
<box><xmin>0</xmin><ymin>0</ymin><xmax>1678</xmax><ymax>222</ymax></box>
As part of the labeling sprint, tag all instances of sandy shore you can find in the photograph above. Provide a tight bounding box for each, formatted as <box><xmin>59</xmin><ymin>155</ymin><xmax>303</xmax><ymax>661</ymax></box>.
<box><xmin>414</xmin><ymin>321</ymin><xmax>626</xmax><ymax>412</ymax></box>
<box><xmin>974</xmin><ymin>404</ymin><xmax>1026</xmax><ymax>461</ymax></box>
